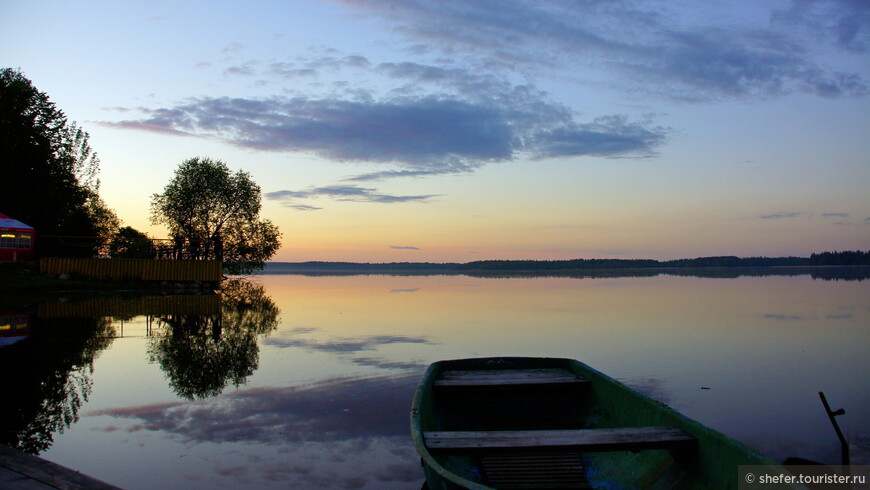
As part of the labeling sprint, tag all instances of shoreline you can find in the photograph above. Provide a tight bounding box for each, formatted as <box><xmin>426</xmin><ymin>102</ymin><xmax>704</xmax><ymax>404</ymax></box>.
<box><xmin>3</xmin><ymin>256</ymin><xmax>868</xmax><ymax>296</ymax></box>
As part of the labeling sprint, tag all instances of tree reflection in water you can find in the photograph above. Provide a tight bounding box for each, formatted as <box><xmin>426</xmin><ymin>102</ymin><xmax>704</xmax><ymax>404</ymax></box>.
<box><xmin>148</xmin><ymin>279</ymin><xmax>279</xmax><ymax>400</ymax></box>
<box><xmin>0</xmin><ymin>279</ymin><xmax>277</xmax><ymax>453</ymax></box>
<box><xmin>0</xmin><ymin>317</ymin><xmax>115</xmax><ymax>454</ymax></box>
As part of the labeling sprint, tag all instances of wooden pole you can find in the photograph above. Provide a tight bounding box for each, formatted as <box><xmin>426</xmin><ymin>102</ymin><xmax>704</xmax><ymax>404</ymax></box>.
<box><xmin>819</xmin><ymin>391</ymin><xmax>850</xmax><ymax>466</ymax></box>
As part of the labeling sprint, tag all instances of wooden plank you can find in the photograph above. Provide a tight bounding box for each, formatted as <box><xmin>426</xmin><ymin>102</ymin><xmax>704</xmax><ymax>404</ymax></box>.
<box><xmin>424</xmin><ymin>427</ymin><xmax>696</xmax><ymax>452</ymax></box>
<box><xmin>434</xmin><ymin>368</ymin><xmax>588</xmax><ymax>387</ymax></box>
<box><xmin>0</xmin><ymin>444</ymin><xmax>121</xmax><ymax>489</ymax></box>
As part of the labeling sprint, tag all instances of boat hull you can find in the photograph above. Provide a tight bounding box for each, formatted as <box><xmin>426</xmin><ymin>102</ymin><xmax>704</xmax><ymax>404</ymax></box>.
<box><xmin>411</xmin><ymin>357</ymin><xmax>783</xmax><ymax>490</ymax></box>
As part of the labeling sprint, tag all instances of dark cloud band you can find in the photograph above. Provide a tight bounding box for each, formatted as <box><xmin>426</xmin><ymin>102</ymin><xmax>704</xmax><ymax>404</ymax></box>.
<box><xmin>105</xmin><ymin>94</ymin><xmax>667</xmax><ymax>170</ymax></box>
<box><xmin>332</xmin><ymin>0</ymin><xmax>868</xmax><ymax>100</ymax></box>
<box><xmin>265</xmin><ymin>185</ymin><xmax>437</xmax><ymax>205</ymax></box>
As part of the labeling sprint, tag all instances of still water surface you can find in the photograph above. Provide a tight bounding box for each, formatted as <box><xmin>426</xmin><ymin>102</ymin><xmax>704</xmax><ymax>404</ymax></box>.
<box><xmin>2</xmin><ymin>270</ymin><xmax>868</xmax><ymax>489</ymax></box>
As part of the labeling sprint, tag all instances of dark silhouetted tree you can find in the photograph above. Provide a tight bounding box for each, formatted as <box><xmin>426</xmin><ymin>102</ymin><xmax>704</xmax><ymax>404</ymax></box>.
<box><xmin>108</xmin><ymin>226</ymin><xmax>153</xmax><ymax>258</ymax></box>
<box><xmin>150</xmin><ymin>157</ymin><xmax>281</xmax><ymax>273</ymax></box>
<box><xmin>0</xmin><ymin>68</ymin><xmax>118</xmax><ymax>256</ymax></box>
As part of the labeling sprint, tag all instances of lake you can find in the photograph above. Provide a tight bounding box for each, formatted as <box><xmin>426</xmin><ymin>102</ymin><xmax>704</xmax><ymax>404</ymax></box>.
<box><xmin>1</xmin><ymin>269</ymin><xmax>868</xmax><ymax>489</ymax></box>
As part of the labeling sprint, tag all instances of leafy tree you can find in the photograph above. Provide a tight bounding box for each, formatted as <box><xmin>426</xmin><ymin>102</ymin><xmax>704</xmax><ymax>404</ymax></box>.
<box><xmin>150</xmin><ymin>157</ymin><xmax>281</xmax><ymax>273</ymax></box>
<box><xmin>108</xmin><ymin>226</ymin><xmax>152</xmax><ymax>258</ymax></box>
<box><xmin>0</xmin><ymin>68</ymin><xmax>118</xmax><ymax>256</ymax></box>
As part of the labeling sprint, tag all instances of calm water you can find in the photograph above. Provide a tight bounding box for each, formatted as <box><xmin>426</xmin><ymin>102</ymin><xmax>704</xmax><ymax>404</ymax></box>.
<box><xmin>1</xmin><ymin>270</ymin><xmax>868</xmax><ymax>489</ymax></box>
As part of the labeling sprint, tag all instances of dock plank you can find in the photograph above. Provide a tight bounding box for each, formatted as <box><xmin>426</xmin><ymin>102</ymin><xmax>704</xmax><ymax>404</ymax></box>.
<box><xmin>425</xmin><ymin>426</ymin><xmax>696</xmax><ymax>452</ymax></box>
<box><xmin>434</xmin><ymin>368</ymin><xmax>588</xmax><ymax>387</ymax></box>
<box><xmin>0</xmin><ymin>445</ymin><xmax>120</xmax><ymax>489</ymax></box>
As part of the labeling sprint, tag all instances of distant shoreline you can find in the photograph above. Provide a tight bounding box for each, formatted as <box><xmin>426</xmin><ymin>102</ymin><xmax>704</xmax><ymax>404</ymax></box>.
<box><xmin>259</xmin><ymin>254</ymin><xmax>870</xmax><ymax>281</ymax></box>
<box><xmin>262</xmin><ymin>251</ymin><xmax>869</xmax><ymax>274</ymax></box>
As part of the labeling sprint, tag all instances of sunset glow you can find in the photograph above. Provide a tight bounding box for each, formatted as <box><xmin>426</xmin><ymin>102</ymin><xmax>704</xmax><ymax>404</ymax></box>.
<box><xmin>3</xmin><ymin>1</ymin><xmax>868</xmax><ymax>262</ymax></box>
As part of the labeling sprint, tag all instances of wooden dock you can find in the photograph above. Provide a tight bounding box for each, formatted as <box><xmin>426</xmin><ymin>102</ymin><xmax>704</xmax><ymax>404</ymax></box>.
<box><xmin>0</xmin><ymin>444</ymin><xmax>120</xmax><ymax>489</ymax></box>
<box><xmin>40</xmin><ymin>257</ymin><xmax>222</xmax><ymax>282</ymax></box>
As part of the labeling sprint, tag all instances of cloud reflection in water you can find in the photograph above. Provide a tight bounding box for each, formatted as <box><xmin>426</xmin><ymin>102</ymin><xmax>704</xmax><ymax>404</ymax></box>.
<box><xmin>87</xmin><ymin>374</ymin><xmax>424</xmax><ymax>489</ymax></box>
<box><xmin>264</xmin><ymin>330</ymin><xmax>433</xmax><ymax>354</ymax></box>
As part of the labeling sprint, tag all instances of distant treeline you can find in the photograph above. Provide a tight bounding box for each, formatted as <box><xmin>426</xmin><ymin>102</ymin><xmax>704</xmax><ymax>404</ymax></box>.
<box><xmin>459</xmin><ymin>251</ymin><xmax>868</xmax><ymax>271</ymax></box>
<box><xmin>806</xmin><ymin>250</ymin><xmax>870</xmax><ymax>266</ymax></box>
<box><xmin>264</xmin><ymin>251</ymin><xmax>869</xmax><ymax>274</ymax></box>
<box><xmin>261</xmin><ymin>261</ymin><xmax>457</xmax><ymax>275</ymax></box>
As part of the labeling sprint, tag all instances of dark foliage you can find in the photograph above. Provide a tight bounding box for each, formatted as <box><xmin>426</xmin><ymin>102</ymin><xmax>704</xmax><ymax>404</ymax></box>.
<box><xmin>150</xmin><ymin>157</ymin><xmax>281</xmax><ymax>273</ymax></box>
<box><xmin>148</xmin><ymin>279</ymin><xmax>279</xmax><ymax>399</ymax></box>
<box><xmin>0</xmin><ymin>316</ymin><xmax>114</xmax><ymax>453</ymax></box>
<box><xmin>0</xmin><ymin>68</ymin><xmax>117</xmax><ymax>256</ymax></box>
<box><xmin>108</xmin><ymin>226</ymin><xmax>152</xmax><ymax>259</ymax></box>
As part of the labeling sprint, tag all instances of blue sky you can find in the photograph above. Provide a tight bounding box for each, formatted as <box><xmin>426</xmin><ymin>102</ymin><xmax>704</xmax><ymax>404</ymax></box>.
<box><xmin>2</xmin><ymin>0</ymin><xmax>868</xmax><ymax>261</ymax></box>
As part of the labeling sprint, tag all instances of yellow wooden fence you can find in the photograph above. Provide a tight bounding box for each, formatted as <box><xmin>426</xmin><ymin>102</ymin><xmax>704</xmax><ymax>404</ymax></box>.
<box><xmin>39</xmin><ymin>257</ymin><xmax>223</xmax><ymax>282</ymax></box>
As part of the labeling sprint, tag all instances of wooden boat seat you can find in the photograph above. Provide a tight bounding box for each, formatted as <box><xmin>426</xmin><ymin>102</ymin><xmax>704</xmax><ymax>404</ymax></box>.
<box><xmin>434</xmin><ymin>368</ymin><xmax>589</xmax><ymax>388</ymax></box>
<box><xmin>424</xmin><ymin>426</ymin><xmax>697</xmax><ymax>452</ymax></box>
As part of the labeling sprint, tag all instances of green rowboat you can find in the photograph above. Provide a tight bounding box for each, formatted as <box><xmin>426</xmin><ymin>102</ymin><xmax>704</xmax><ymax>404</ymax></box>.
<box><xmin>411</xmin><ymin>357</ymin><xmax>788</xmax><ymax>489</ymax></box>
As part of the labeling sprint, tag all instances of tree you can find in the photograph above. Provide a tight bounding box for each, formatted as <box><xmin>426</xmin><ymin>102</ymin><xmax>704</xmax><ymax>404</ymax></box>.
<box><xmin>0</xmin><ymin>68</ymin><xmax>118</xmax><ymax>256</ymax></box>
<box><xmin>108</xmin><ymin>226</ymin><xmax>152</xmax><ymax>258</ymax></box>
<box><xmin>150</xmin><ymin>157</ymin><xmax>281</xmax><ymax>273</ymax></box>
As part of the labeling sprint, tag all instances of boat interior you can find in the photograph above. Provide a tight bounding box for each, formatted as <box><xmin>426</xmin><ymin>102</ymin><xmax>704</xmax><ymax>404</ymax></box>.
<box><xmin>418</xmin><ymin>360</ymin><xmax>704</xmax><ymax>489</ymax></box>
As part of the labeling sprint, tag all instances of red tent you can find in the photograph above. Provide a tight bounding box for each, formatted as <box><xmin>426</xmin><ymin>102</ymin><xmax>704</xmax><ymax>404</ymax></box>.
<box><xmin>0</xmin><ymin>212</ymin><xmax>35</xmax><ymax>261</ymax></box>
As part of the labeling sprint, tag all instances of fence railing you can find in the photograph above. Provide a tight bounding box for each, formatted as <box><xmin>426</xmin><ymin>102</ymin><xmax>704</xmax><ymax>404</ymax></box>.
<box><xmin>38</xmin><ymin>236</ymin><xmax>219</xmax><ymax>260</ymax></box>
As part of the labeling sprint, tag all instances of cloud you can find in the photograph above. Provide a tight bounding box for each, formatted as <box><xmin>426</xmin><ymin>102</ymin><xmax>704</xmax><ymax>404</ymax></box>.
<box><xmin>760</xmin><ymin>212</ymin><xmax>803</xmax><ymax>219</ymax></box>
<box><xmin>103</xmin><ymin>88</ymin><xmax>667</xmax><ymax>175</ymax></box>
<box><xmin>823</xmin><ymin>213</ymin><xmax>850</xmax><ymax>218</ymax></box>
<box><xmin>331</xmin><ymin>0</ymin><xmax>868</xmax><ymax>100</ymax></box>
<box><xmin>764</xmin><ymin>313</ymin><xmax>804</xmax><ymax>321</ymax></box>
<box><xmin>288</xmin><ymin>204</ymin><xmax>323</xmax><ymax>211</ymax></box>
<box><xmin>268</xmin><ymin>54</ymin><xmax>371</xmax><ymax>79</ymax></box>
<box><xmin>265</xmin><ymin>185</ymin><xmax>438</xmax><ymax>206</ymax></box>
<box><xmin>390</xmin><ymin>245</ymin><xmax>420</xmax><ymax>250</ymax></box>
<box><xmin>826</xmin><ymin>313</ymin><xmax>853</xmax><ymax>320</ymax></box>
<box><xmin>146</xmin><ymin>14</ymin><xmax>174</xmax><ymax>22</ymax></box>
<box><xmin>344</xmin><ymin>167</ymin><xmax>471</xmax><ymax>182</ymax></box>
<box><xmin>223</xmin><ymin>63</ymin><xmax>257</xmax><ymax>77</ymax></box>
<box><xmin>773</xmin><ymin>0</ymin><xmax>870</xmax><ymax>53</ymax></box>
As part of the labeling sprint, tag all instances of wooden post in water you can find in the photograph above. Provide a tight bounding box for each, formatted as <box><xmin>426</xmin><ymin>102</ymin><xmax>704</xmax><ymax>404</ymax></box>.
<box><xmin>819</xmin><ymin>391</ymin><xmax>850</xmax><ymax>466</ymax></box>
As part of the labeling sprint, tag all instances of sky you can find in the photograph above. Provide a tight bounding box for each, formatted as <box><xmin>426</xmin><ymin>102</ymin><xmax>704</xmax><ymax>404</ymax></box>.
<box><xmin>2</xmin><ymin>0</ymin><xmax>868</xmax><ymax>262</ymax></box>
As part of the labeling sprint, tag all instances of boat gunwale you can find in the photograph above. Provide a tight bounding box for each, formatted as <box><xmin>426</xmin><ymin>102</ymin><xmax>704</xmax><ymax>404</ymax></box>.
<box><xmin>411</xmin><ymin>360</ymin><xmax>494</xmax><ymax>490</ymax></box>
